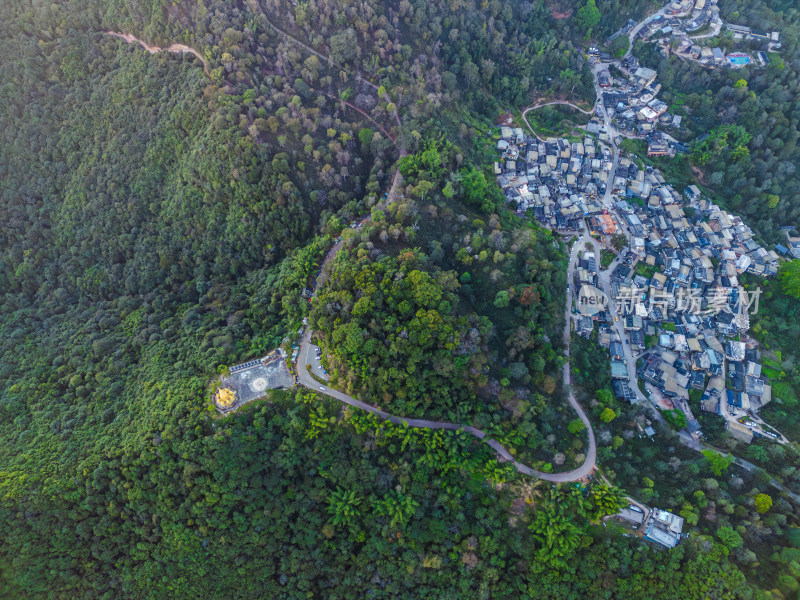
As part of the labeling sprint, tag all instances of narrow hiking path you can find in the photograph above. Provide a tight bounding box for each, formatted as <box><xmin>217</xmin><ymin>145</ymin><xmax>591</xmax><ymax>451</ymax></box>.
<box><xmin>255</xmin><ymin>0</ymin><xmax>403</xmax><ymax>132</ymax></box>
<box><xmin>106</xmin><ymin>29</ymin><xmax>398</xmax><ymax>142</ymax></box>
<box><xmin>524</xmin><ymin>100</ymin><xmax>594</xmax><ymax>116</ymax></box>
<box><xmin>106</xmin><ymin>32</ymin><xmax>209</xmax><ymax>76</ymax></box>
<box><xmin>522</xmin><ymin>101</ymin><xmax>594</xmax><ymax>141</ymax></box>
<box><xmin>256</xmin><ymin>3</ymin><xmax>377</xmax><ymax>91</ymax></box>
<box><xmin>317</xmin><ymin>89</ymin><xmax>397</xmax><ymax>143</ymax></box>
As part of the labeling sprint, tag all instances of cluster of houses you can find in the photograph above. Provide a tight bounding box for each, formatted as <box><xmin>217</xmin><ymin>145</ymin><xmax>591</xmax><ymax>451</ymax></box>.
<box><xmin>599</xmin><ymin>58</ymin><xmax>683</xmax><ymax>151</ymax></box>
<box><xmin>727</xmin><ymin>23</ymin><xmax>782</xmax><ymax>50</ymax></box>
<box><xmin>495</xmin><ymin>128</ymin><xmax>617</xmax><ymax>229</ymax></box>
<box><xmin>633</xmin><ymin>0</ymin><xmax>720</xmax><ymax>42</ymax></box>
<box><xmin>637</xmin><ymin>0</ymin><xmax>778</xmax><ymax>69</ymax></box>
<box><xmin>776</xmin><ymin>231</ymin><xmax>800</xmax><ymax>260</ymax></box>
<box><xmin>707</xmin><ymin>343</ymin><xmax>778</xmax><ymax>442</ymax></box>
<box><xmin>494</xmin><ymin>91</ymin><xmax>784</xmax><ymax>444</ymax></box>
<box><xmin>601</xmin><ymin>180</ymin><xmax>776</xmax><ymax>440</ymax></box>
<box><xmin>668</xmin><ymin>40</ymin><xmax>769</xmax><ymax>69</ymax></box>
<box><xmin>542</xmin><ymin>142</ymin><xmax>781</xmax><ymax>442</ymax></box>
<box><xmin>616</xmin><ymin>504</ymin><xmax>685</xmax><ymax>549</ymax></box>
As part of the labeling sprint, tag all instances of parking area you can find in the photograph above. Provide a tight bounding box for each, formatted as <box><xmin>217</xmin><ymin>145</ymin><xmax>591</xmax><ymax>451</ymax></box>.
<box><xmin>308</xmin><ymin>344</ymin><xmax>330</xmax><ymax>381</ymax></box>
<box><xmin>220</xmin><ymin>355</ymin><xmax>295</xmax><ymax>409</ymax></box>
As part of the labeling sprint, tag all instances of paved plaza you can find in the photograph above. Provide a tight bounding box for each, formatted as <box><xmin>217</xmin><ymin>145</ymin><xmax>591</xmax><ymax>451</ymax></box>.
<box><xmin>220</xmin><ymin>355</ymin><xmax>295</xmax><ymax>409</ymax></box>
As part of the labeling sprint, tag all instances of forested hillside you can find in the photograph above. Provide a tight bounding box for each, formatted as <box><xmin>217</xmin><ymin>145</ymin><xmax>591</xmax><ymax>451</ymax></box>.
<box><xmin>0</xmin><ymin>1</ymin><xmax>396</xmax><ymax>593</ymax></box>
<box><xmin>310</xmin><ymin>140</ymin><xmax>578</xmax><ymax>468</ymax></box>
<box><xmin>256</xmin><ymin>0</ymin><xmax>598</xmax><ymax>110</ymax></box>
<box><xmin>0</xmin><ymin>0</ymin><xmax>394</xmax><ymax>493</ymax></box>
<box><xmin>1</xmin><ymin>0</ymin><xmax>798</xmax><ymax>598</ymax></box>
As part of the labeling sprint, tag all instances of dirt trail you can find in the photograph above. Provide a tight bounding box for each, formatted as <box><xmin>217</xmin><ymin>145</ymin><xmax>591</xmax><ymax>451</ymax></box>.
<box><xmin>106</xmin><ymin>32</ymin><xmax>209</xmax><ymax>76</ymax></box>
<box><xmin>524</xmin><ymin>100</ymin><xmax>593</xmax><ymax>116</ymax></box>
<box><xmin>522</xmin><ymin>101</ymin><xmax>594</xmax><ymax>141</ymax></box>
<box><xmin>317</xmin><ymin>89</ymin><xmax>397</xmax><ymax>143</ymax></box>
<box><xmin>253</xmin><ymin>0</ymin><xmax>402</xmax><ymax>132</ymax></box>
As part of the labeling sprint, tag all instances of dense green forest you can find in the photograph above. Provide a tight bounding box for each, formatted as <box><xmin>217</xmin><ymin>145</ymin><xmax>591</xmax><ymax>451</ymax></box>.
<box><xmin>256</xmin><ymin>0</ymin><xmax>598</xmax><ymax>111</ymax></box>
<box><xmin>2</xmin><ymin>0</ymin><xmax>800</xmax><ymax>597</ymax></box>
<box><xmin>310</xmin><ymin>140</ymin><xmax>580</xmax><ymax>468</ymax></box>
<box><xmin>1</xmin><ymin>388</ymin><xmax>755</xmax><ymax>598</ymax></box>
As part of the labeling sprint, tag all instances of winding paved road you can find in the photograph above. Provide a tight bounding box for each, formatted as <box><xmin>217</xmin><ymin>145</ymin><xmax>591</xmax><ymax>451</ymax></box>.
<box><xmin>620</xmin><ymin>3</ymin><xmax>680</xmax><ymax>60</ymax></box>
<box><xmin>689</xmin><ymin>12</ymin><xmax>723</xmax><ymax>40</ymax></box>
<box><xmin>295</xmin><ymin>176</ymin><xmax>597</xmax><ymax>482</ymax></box>
<box><xmin>259</xmin><ymin>3</ymin><xmax>598</xmax><ymax>482</ymax></box>
<box><xmin>297</xmin><ymin>333</ymin><xmax>597</xmax><ymax>483</ymax></box>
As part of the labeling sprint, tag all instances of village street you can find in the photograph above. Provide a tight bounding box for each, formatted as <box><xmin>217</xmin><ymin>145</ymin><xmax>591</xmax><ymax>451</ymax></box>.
<box><xmin>580</xmin><ymin>227</ymin><xmax>648</xmax><ymax>402</ymax></box>
<box><xmin>580</xmin><ymin>56</ymin><xmax>718</xmax><ymax>445</ymax></box>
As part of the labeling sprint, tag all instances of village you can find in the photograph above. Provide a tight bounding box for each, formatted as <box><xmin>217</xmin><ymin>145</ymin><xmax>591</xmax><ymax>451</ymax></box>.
<box><xmin>494</xmin><ymin>98</ymin><xmax>791</xmax><ymax>547</ymax></box>
<box><xmin>594</xmin><ymin>57</ymin><xmax>681</xmax><ymax>158</ymax></box>
<box><xmin>494</xmin><ymin>0</ymin><xmax>795</xmax><ymax>465</ymax></box>
<box><xmin>588</xmin><ymin>6</ymin><xmax>783</xmax><ymax>160</ymax></box>
<box><xmin>494</xmin><ymin>96</ymin><xmax>791</xmax><ymax>454</ymax></box>
<box><xmin>614</xmin><ymin>0</ymin><xmax>780</xmax><ymax>70</ymax></box>
<box><xmin>583</xmin><ymin>0</ymin><xmax>783</xmax><ymax>163</ymax></box>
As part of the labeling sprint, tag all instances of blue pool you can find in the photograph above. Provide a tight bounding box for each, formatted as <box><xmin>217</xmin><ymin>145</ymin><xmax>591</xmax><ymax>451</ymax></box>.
<box><xmin>728</xmin><ymin>56</ymin><xmax>751</xmax><ymax>65</ymax></box>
